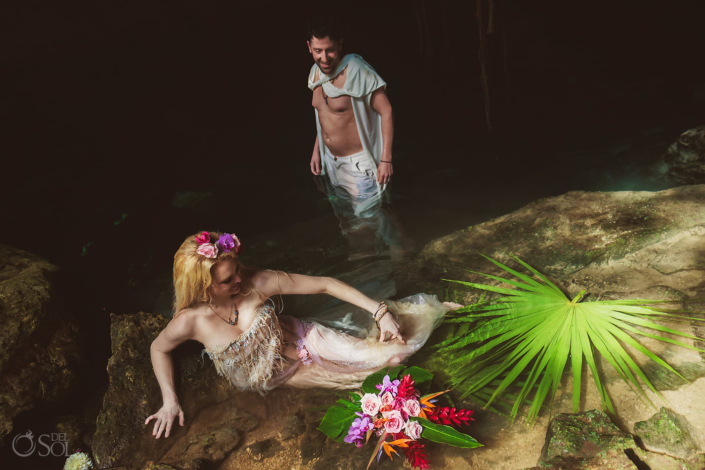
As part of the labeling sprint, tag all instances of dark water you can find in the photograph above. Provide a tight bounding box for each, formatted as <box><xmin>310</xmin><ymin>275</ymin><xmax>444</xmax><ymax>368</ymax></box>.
<box><xmin>1</xmin><ymin>0</ymin><xmax>704</xmax><ymax>467</ymax></box>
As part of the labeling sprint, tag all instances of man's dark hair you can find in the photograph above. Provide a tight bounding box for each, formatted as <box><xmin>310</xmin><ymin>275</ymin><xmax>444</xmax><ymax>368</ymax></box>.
<box><xmin>307</xmin><ymin>15</ymin><xmax>344</xmax><ymax>42</ymax></box>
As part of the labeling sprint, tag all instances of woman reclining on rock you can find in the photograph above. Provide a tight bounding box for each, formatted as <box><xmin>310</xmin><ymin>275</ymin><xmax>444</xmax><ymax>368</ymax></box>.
<box><xmin>145</xmin><ymin>231</ymin><xmax>452</xmax><ymax>439</ymax></box>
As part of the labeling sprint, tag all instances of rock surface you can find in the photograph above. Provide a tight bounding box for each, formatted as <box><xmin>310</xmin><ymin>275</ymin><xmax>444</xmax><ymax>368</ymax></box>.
<box><xmin>658</xmin><ymin>125</ymin><xmax>705</xmax><ymax>186</ymax></box>
<box><xmin>0</xmin><ymin>244</ymin><xmax>81</xmax><ymax>444</ymax></box>
<box><xmin>91</xmin><ymin>312</ymin><xmax>237</xmax><ymax>469</ymax></box>
<box><xmin>634</xmin><ymin>407</ymin><xmax>699</xmax><ymax>460</ymax></box>
<box><xmin>539</xmin><ymin>409</ymin><xmax>637</xmax><ymax>468</ymax></box>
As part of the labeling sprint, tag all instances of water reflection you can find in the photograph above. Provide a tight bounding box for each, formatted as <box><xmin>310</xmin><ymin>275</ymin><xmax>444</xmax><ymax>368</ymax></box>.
<box><xmin>313</xmin><ymin>173</ymin><xmax>413</xmax><ymax>261</ymax></box>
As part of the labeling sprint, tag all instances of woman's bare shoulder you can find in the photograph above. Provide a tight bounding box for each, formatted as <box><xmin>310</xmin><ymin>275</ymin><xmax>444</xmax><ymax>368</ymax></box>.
<box><xmin>169</xmin><ymin>305</ymin><xmax>207</xmax><ymax>336</ymax></box>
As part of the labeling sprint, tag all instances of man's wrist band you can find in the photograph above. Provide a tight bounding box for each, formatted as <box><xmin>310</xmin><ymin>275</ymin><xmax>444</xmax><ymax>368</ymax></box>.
<box><xmin>380</xmin><ymin>160</ymin><xmax>392</xmax><ymax>164</ymax></box>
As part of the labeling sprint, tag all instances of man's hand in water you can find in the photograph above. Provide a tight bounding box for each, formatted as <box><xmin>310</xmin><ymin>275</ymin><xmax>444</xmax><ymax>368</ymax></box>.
<box><xmin>376</xmin><ymin>161</ymin><xmax>393</xmax><ymax>184</ymax></box>
<box><xmin>145</xmin><ymin>401</ymin><xmax>185</xmax><ymax>439</ymax></box>
<box><xmin>311</xmin><ymin>151</ymin><xmax>322</xmax><ymax>175</ymax></box>
<box><xmin>379</xmin><ymin>312</ymin><xmax>405</xmax><ymax>344</ymax></box>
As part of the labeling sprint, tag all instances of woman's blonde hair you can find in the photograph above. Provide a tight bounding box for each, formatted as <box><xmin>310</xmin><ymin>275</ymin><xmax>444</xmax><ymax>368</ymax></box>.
<box><xmin>172</xmin><ymin>231</ymin><xmax>253</xmax><ymax>316</ymax></box>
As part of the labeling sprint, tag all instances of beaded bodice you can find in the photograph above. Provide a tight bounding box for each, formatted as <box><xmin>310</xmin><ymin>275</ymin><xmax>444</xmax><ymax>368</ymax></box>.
<box><xmin>202</xmin><ymin>304</ymin><xmax>285</xmax><ymax>393</ymax></box>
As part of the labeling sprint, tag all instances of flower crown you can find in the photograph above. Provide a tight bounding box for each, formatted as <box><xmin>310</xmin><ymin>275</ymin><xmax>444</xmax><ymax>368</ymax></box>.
<box><xmin>195</xmin><ymin>231</ymin><xmax>243</xmax><ymax>259</ymax></box>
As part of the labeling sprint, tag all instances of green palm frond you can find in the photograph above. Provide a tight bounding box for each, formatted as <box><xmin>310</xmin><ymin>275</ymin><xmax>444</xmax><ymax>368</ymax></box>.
<box><xmin>437</xmin><ymin>255</ymin><xmax>705</xmax><ymax>424</ymax></box>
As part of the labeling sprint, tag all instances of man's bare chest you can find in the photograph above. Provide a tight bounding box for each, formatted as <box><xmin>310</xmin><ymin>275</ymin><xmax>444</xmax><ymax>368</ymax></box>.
<box><xmin>312</xmin><ymin>86</ymin><xmax>353</xmax><ymax>114</ymax></box>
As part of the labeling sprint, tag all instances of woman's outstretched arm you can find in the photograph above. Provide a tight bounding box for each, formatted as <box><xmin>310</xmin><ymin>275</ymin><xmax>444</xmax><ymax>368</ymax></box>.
<box><xmin>145</xmin><ymin>312</ymin><xmax>194</xmax><ymax>438</ymax></box>
<box><xmin>258</xmin><ymin>271</ymin><xmax>405</xmax><ymax>343</ymax></box>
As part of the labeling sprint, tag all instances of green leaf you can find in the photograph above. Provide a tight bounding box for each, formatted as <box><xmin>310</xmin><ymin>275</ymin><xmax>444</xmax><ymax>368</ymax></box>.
<box><xmin>336</xmin><ymin>399</ymin><xmax>362</xmax><ymax>412</ymax></box>
<box><xmin>412</xmin><ymin>417</ymin><xmax>482</xmax><ymax>448</ymax></box>
<box><xmin>361</xmin><ymin>367</ymin><xmax>390</xmax><ymax>394</ymax></box>
<box><xmin>350</xmin><ymin>392</ymin><xmax>362</xmax><ymax>403</ymax></box>
<box><xmin>317</xmin><ymin>406</ymin><xmax>356</xmax><ymax>442</ymax></box>
<box><xmin>388</xmin><ymin>365</ymin><xmax>406</xmax><ymax>379</ymax></box>
<box><xmin>435</xmin><ymin>255</ymin><xmax>705</xmax><ymax>424</ymax></box>
<box><xmin>404</xmin><ymin>366</ymin><xmax>434</xmax><ymax>394</ymax></box>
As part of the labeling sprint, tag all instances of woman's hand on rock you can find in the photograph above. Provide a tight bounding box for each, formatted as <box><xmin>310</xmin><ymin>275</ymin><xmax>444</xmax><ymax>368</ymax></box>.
<box><xmin>379</xmin><ymin>313</ymin><xmax>405</xmax><ymax>344</ymax></box>
<box><xmin>145</xmin><ymin>401</ymin><xmax>185</xmax><ymax>439</ymax></box>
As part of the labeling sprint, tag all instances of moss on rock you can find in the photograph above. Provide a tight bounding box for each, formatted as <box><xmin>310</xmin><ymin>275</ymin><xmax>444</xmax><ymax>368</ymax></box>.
<box><xmin>0</xmin><ymin>244</ymin><xmax>81</xmax><ymax>444</ymax></box>
<box><xmin>540</xmin><ymin>410</ymin><xmax>636</xmax><ymax>466</ymax></box>
<box><xmin>634</xmin><ymin>407</ymin><xmax>699</xmax><ymax>460</ymax></box>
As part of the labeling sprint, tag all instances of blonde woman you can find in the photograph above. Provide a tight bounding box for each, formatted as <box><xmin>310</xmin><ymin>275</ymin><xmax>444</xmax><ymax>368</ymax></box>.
<box><xmin>145</xmin><ymin>231</ymin><xmax>452</xmax><ymax>439</ymax></box>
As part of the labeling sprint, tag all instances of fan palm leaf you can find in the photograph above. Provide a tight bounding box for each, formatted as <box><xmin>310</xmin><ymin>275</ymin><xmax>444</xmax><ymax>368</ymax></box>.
<box><xmin>437</xmin><ymin>255</ymin><xmax>705</xmax><ymax>424</ymax></box>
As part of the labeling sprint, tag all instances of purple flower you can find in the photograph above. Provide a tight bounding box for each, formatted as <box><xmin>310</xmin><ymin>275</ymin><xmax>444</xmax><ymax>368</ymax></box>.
<box><xmin>216</xmin><ymin>233</ymin><xmax>236</xmax><ymax>253</ymax></box>
<box><xmin>376</xmin><ymin>375</ymin><xmax>401</xmax><ymax>396</ymax></box>
<box><xmin>343</xmin><ymin>412</ymin><xmax>373</xmax><ymax>447</ymax></box>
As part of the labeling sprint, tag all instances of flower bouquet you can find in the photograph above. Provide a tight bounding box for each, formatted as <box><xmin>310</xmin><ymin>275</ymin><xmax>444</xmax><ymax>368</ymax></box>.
<box><xmin>317</xmin><ymin>366</ymin><xmax>481</xmax><ymax>469</ymax></box>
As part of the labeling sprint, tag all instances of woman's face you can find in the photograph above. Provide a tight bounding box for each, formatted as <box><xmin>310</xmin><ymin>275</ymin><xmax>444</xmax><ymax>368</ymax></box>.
<box><xmin>209</xmin><ymin>259</ymin><xmax>242</xmax><ymax>299</ymax></box>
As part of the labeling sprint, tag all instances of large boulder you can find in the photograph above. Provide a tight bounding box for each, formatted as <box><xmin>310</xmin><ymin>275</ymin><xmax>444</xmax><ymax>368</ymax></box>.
<box><xmin>397</xmin><ymin>185</ymin><xmax>705</xmax><ymax>304</ymax></box>
<box><xmin>91</xmin><ymin>312</ymin><xmax>258</xmax><ymax>469</ymax></box>
<box><xmin>539</xmin><ymin>409</ymin><xmax>637</xmax><ymax>468</ymax></box>
<box><xmin>634</xmin><ymin>407</ymin><xmax>700</xmax><ymax>460</ymax></box>
<box><xmin>658</xmin><ymin>125</ymin><xmax>705</xmax><ymax>185</ymax></box>
<box><xmin>0</xmin><ymin>245</ymin><xmax>81</xmax><ymax>444</ymax></box>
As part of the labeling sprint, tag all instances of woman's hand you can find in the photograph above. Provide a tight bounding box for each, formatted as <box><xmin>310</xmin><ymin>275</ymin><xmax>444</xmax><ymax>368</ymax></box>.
<box><xmin>145</xmin><ymin>401</ymin><xmax>185</xmax><ymax>439</ymax></box>
<box><xmin>379</xmin><ymin>312</ymin><xmax>405</xmax><ymax>344</ymax></box>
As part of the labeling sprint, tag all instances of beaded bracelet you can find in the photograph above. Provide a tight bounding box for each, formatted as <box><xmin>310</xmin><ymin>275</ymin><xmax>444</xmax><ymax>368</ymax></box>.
<box><xmin>374</xmin><ymin>302</ymin><xmax>393</xmax><ymax>330</ymax></box>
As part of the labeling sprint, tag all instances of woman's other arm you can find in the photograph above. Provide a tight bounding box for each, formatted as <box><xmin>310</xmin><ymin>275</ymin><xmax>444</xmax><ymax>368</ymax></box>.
<box><xmin>258</xmin><ymin>271</ymin><xmax>404</xmax><ymax>343</ymax></box>
<box><xmin>145</xmin><ymin>312</ymin><xmax>194</xmax><ymax>438</ymax></box>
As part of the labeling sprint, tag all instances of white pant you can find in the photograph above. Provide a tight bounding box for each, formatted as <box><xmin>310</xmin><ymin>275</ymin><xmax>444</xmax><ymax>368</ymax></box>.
<box><xmin>323</xmin><ymin>148</ymin><xmax>378</xmax><ymax>199</ymax></box>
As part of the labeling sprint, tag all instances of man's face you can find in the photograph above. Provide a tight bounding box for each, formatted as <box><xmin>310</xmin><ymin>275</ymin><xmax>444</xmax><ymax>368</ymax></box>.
<box><xmin>307</xmin><ymin>36</ymin><xmax>343</xmax><ymax>75</ymax></box>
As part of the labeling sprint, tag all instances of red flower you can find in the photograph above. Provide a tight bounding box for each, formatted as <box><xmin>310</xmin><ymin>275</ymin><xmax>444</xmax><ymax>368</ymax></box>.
<box><xmin>397</xmin><ymin>374</ymin><xmax>419</xmax><ymax>399</ymax></box>
<box><xmin>404</xmin><ymin>439</ymin><xmax>430</xmax><ymax>469</ymax></box>
<box><xmin>427</xmin><ymin>406</ymin><xmax>475</xmax><ymax>428</ymax></box>
<box><xmin>195</xmin><ymin>231</ymin><xmax>211</xmax><ymax>245</ymax></box>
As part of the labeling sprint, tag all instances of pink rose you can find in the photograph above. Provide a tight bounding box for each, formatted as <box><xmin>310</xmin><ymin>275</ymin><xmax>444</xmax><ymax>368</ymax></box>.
<box><xmin>382</xmin><ymin>410</ymin><xmax>404</xmax><ymax>434</ymax></box>
<box><xmin>381</xmin><ymin>391</ymin><xmax>394</xmax><ymax>407</ymax></box>
<box><xmin>196</xmin><ymin>243</ymin><xmax>218</xmax><ymax>258</ymax></box>
<box><xmin>231</xmin><ymin>234</ymin><xmax>243</xmax><ymax>254</ymax></box>
<box><xmin>360</xmin><ymin>393</ymin><xmax>382</xmax><ymax>417</ymax></box>
<box><xmin>196</xmin><ymin>231</ymin><xmax>211</xmax><ymax>245</ymax></box>
<box><xmin>404</xmin><ymin>420</ymin><xmax>423</xmax><ymax>440</ymax></box>
<box><xmin>296</xmin><ymin>339</ymin><xmax>313</xmax><ymax>365</ymax></box>
<box><xmin>402</xmin><ymin>399</ymin><xmax>421</xmax><ymax>417</ymax></box>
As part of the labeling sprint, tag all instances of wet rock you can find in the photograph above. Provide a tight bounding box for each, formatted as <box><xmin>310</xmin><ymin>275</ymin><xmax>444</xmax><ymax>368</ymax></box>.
<box><xmin>632</xmin><ymin>449</ymin><xmax>705</xmax><ymax>470</ymax></box>
<box><xmin>300</xmin><ymin>421</ymin><xmax>328</xmax><ymax>464</ymax></box>
<box><xmin>398</xmin><ymin>186</ymin><xmax>705</xmax><ymax>305</ymax></box>
<box><xmin>160</xmin><ymin>403</ymin><xmax>257</xmax><ymax>465</ymax></box>
<box><xmin>634</xmin><ymin>407</ymin><xmax>699</xmax><ymax>460</ymax></box>
<box><xmin>141</xmin><ymin>463</ymin><xmax>178</xmax><ymax>470</ymax></box>
<box><xmin>245</xmin><ymin>438</ymin><xmax>279</xmax><ymax>462</ymax></box>
<box><xmin>658</xmin><ymin>125</ymin><xmax>705</xmax><ymax>185</ymax></box>
<box><xmin>91</xmin><ymin>312</ymin><xmax>236</xmax><ymax>469</ymax></box>
<box><xmin>0</xmin><ymin>245</ymin><xmax>81</xmax><ymax>444</ymax></box>
<box><xmin>539</xmin><ymin>409</ymin><xmax>637</xmax><ymax>467</ymax></box>
<box><xmin>279</xmin><ymin>412</ymin><xmax>305</xmax><ymax>441</ymax></box>
<box><xmin>642</xmin><ymin>360</ymin><xmax>705</xmax><ymax>391</ymax></box>
<box><xmin>55</xmin><ymin>415</ymin><xmax>85</xmax><ymax>453</ymax></box>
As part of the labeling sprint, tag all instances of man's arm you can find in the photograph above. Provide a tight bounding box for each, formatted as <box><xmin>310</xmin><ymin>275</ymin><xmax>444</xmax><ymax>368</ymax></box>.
<box><xmin>370</xmin><ymin>88</ymin><xmax>394</xmax><ymax>184</ymax></box>
<box><xmin>311</xmin><ymin>135</ymin><xmax>322</xmax><ymax>175</ymax></box>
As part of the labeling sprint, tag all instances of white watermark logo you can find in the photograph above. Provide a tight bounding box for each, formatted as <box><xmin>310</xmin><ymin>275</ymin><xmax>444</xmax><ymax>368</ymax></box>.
<box><xmin>12</xmin><ymin>430</ymin><xmax>70</xmax><ymax>457</ymax></box>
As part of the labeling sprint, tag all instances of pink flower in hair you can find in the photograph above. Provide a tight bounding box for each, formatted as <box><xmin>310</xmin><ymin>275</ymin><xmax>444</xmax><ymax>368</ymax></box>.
<box><xmin>196</xmin><ymin>243</ymin><xmax>218</xmax><ymax>258</ymax></box>
<box><xmin>231</xmin><ymin>234</ymin><xmax>243</xmax><ymax>254</ymax></box>
<box><xmin>196</xmin><ymin>231</ymin><xmax>211</xmax><ymax>245</ymax></box>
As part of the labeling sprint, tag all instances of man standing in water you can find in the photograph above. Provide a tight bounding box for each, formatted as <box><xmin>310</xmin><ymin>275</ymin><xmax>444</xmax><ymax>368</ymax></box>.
<box><xmin>307</xmin><ymin>16</ymin><xmax>394</xmax><ymax>216</ymax></box>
